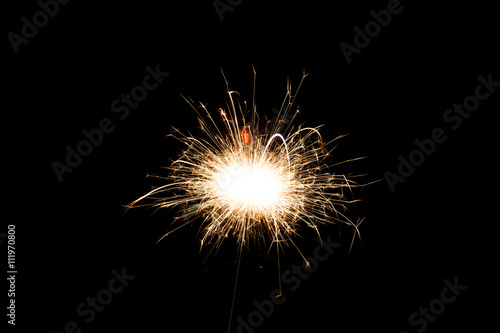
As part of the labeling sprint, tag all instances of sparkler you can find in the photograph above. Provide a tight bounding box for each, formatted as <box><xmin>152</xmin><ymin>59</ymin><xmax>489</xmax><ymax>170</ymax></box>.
<box><xmin>127</xmin><ymin>68</ymin><xmax>367</xmax><ymax>332</ymax></box>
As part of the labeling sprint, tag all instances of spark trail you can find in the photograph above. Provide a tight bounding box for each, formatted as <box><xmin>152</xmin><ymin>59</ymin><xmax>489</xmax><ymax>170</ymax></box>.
<box><xmin>128</xmin><ymin>68</ymin><xmax>367</xmax><ymax>332</ymax></box>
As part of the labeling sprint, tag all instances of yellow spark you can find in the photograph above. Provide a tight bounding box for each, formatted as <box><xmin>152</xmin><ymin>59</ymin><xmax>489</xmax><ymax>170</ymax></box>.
<box><xmin>127</xmin><ymin>69</ymin><xmax>371</xmax><ymax>333</ymax></box>
<box><xmin>128</xmin><ymin>70</ymin><xmax>364</xmax><ymax>253</ymax></box>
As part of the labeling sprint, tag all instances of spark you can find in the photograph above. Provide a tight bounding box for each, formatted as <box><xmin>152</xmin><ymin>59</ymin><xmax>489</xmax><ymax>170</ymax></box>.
<box><xmin>127</xmin><ymin>69</ymin><xmax>368</xmax><ymax>331</ymax></box>
<box><xmin>129</xmin><ymin>70</ymin><xmax>363</xmax><ymax>252</ymax></box>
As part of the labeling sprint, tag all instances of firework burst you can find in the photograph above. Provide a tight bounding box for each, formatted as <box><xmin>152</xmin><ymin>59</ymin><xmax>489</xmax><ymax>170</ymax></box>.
<box><xmin>129</xmin><ymin>69</ymin><xmax>364</xmax><ymax>257</ymax></box>
<box><xmin>128</xmin><ymin>68</ymin><xmax>369</xmax><ymax>332</ymax></box>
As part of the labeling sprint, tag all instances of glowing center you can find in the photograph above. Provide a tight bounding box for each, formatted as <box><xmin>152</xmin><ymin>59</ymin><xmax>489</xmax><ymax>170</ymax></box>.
<box><xmin>218</xmin><ymin>164</ymin><xmax>283</xmax><ymax>208</ymax></box>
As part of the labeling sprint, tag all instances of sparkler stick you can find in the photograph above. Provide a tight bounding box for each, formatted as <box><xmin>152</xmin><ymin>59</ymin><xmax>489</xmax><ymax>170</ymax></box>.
<box><xmin>127</xmin><ymin>68</ymin><xmax>368</xmax><ymax>331</ymax></box>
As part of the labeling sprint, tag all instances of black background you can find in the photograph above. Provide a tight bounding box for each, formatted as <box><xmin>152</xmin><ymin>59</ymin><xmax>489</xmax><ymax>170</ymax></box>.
<box><xmin>5</xmin><ymin>0</ymin><xmax>498</xmax><ymax>332</ymax></box>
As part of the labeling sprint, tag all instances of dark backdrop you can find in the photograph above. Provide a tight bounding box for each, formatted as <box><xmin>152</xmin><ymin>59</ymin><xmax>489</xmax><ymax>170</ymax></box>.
<box><xmin>5</xmin><ymin>0</ymin><xmax>498</xmax><ymax>332</ymax></box>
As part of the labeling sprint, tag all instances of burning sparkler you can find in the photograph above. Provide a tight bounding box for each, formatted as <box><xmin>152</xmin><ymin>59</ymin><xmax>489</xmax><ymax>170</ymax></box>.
<box><xmin>127</xmin><ymin>68</ymin><xmax>367</xmax><ymax>331</ymax></box>
<box><xmin>129</xmin><ymin>69</ymin><xmax>363</xmax><ymax>251</ymax></box>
